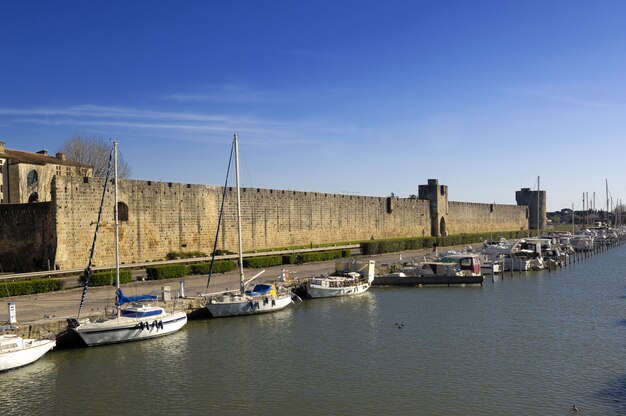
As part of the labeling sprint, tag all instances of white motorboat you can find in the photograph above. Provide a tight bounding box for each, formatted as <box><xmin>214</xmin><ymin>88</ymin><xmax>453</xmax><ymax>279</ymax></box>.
<box><xmin>71</xmin><ymin>141</ymin><xmax>187</xmax><ymax>346</ymax></box>
<box><xmin>204</xmin><ymin>134</ymin><xmax>292</xmax><ymax>317</ymax></box>
<box><xmin>305</xmin><ymin>259</ymin><xmax>375</xmax><ymax>299</ymax></box>
<box><xmin>0</xmin><ymin>334</ymin><xmax>55</xmax><ymax>372</ymax></box>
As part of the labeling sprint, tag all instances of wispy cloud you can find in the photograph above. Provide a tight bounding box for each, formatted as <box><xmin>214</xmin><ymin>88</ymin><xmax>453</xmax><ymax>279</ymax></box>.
<box><xmin>0</xmin><ymin>104</ymin><xmax>349</xmax><ymax>146</ymax></box>
<box><xmin>161</xmin><ymin>83</ymin><xmax>379</xmax><ymax>103</ymax></box>
<box><xmin>162</xmin><ymin>85</ymin><xmax>293</xmax><ymax>103</ymax></box>
<box><xmin>501</xmin><ymin>85</ymin><xmax>618</xmax><ymax>109</ymax></box>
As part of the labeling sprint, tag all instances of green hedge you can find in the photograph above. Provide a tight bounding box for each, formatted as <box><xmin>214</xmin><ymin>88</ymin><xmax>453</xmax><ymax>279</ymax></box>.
<box><xmin>81</xmin><ymin>270</ymin><xmax>133</xmax><ymax>287</ymax></box>
<box><xmin>243</xmin><ymin>255</ymin><xmax>284</xmax><ymax>269</ymax></box>
<box><xmin>188</xmin><ymin>260</ymin><xmax>236</xmax><ymax>275</ymax></box>
<box><xmin>0</xmin><ymin>279</ymin><xmax>62</xmax><ymax>298</ymax></box>
<box><xmin>165</xmin><ymin>250</ymin><xmax>207</xmax><ymax>260</ymax></box>
<box><xmin>146</xmin><ymin>264</ymin><xmax>188</xmax><ymax>280</ymax></box>
<box><xmin>361</xmin><ymin>230</ymin><xmax>534</xmax><ymax>255</ymax></box>
<box><xmin>282</xmin><ymin>249</ymin><xmax>350</xmax><ymax>265</ymax></box>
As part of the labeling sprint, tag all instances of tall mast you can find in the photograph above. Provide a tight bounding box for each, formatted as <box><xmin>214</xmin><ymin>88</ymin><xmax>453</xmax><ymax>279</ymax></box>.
<box><xmin>586</xmin><ymin>192</ymin><xmax>589</xmax><ymax>226</ymax></box>
<box><xmin>113</xmin><ymin>141</ymin><xmax>120</xmax><ymax>317</ymax></box>
<box><xmin>572</xmin><ymin>204</ymin><xmax>576</xmax><ymax>236</ymax></box>
<box><xmin>606</xmin><ymin>179</ymin><xmax>609</xmax><ymax>225</ymax></box>
<box><xmin>234</xmin><ymin>134</ymin><xmax>245</xmax><ymax>295</ymax></box>
<box><xmin>537</xmin><ymin>176</ymin><xmax>540</xmax><ymax>233</ymax></box>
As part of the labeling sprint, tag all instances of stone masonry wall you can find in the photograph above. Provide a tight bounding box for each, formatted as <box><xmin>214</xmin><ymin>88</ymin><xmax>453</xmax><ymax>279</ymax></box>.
<box><xmin>47</xmin><ymin>177</ymin><xmax>530</xmax><ymax>271</ymax></box>
<box><xmin>446</xmin><ymin>201</ymin><xmax>528</xmax><ymax>234</ymax></box>
<box><xmin>53</xmin><ymin>177</ymin><xmax>218</xmax><ymax>270</ymax></box>
<box><xmin>52</xmin><ymin>177</ymin><xmax>434</xmax><ymax>270</ymax></box>
<box><xmin>0</xmin><ymin>202</ymin><xmax>56</xmax><ymax>272</ymax></box>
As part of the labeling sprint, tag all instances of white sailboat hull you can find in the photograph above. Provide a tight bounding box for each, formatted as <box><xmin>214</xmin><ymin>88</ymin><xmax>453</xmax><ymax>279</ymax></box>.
<box><xmin>0</xmin><ymin>336</ymin><xmax>56</xmax><ymax>372</ymax></box>
<box><xmin>73</xmin><ymin>311</ymin><xmax>187</xmax><ymax>346</ymax></box>
<box><xmin>306</xmin><ymin>282</ymin><xmax>371</xmax><ymax>299</ymax></box>
<box><xmin>207</xmin><ymin>294</ymin><xmax>292</xmax><ymax>318</ymax></box>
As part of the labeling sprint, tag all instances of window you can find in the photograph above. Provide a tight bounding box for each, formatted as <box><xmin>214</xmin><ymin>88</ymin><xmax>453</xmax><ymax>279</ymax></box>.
<box><xmin>27</xmin><ymin>170</ymin><xmax>38</xmax><ymax>188</ymax></box>
<box><xmin>118</xmin><ymin>202</ymin><xmax>129</xmax><ymax>221</ymax></box>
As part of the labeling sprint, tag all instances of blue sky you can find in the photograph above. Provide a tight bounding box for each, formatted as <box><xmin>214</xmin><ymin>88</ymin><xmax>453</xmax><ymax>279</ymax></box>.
<box><xmin>2</xmin><ymin>1</ymin><xmax>625</xmax><ymax>211</ymax></box>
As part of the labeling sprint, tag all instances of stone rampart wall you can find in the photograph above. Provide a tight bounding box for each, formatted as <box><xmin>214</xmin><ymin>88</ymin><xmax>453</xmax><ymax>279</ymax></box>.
<box><xmin>3</xmin><ymin>177</ymin><xmax>531</xmax><ymax>271</ymax></box>
<box><xmin>52</xmin><ymin>178</ymin><xmax>436</xmax><ymax>270</ymax></box>
<box><xmin>0</xmin><ymin>202</ymin><xmax>56</xmax><ymax>272</ymax></box>
<box><xmin>446</xmin><ymin>201</ymin><xmax>528</xmax><ymax>234</ymax></box>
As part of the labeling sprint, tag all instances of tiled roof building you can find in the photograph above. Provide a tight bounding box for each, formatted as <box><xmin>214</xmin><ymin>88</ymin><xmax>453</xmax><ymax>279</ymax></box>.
<box><xmin>0</xmin><ymin>141</ymin><xmax>92</xmax><ymax>204</ymax></box>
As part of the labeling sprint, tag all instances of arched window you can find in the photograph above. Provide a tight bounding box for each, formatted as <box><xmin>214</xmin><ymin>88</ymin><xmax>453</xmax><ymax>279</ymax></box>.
<box><xmin>28</xmin><ymin>192</ymin><xmax>39</xmax><ymax>203</ymax></box>
<box><xmin>27</xmin><ymin>170</ymin><xmax>38</xmax><ymax>188</ymax></box>
<box><xmin>118</xmin><ymin>202</ymin><xmax>129</xmax><ymax>222</ymax></box>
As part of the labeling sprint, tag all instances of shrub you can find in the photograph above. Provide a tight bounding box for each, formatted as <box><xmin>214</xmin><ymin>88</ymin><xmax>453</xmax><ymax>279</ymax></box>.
<box><xmin>188</xmin><ymin>260</ymin><xmax>236</xmax><ymax>275</ymax></box>
<box><xmin>243</xmin><ymin>255</ymin><xmax>283</xmax><ymax>269</ymax></box>
<box><xmin>81</xmin><ymin>270</ymin><xmax>133</xmax><ymax>287</ymax></box>
<box><xmin>146</xmin><ymin>264</ymin><xmax>188</xmax><ymax>280</ymax></box>
<box><xmin>165</xmin><ymin>250</ymin><xmax>207</xmax><ymax>260</ymax></box>
<box><xmin>299</xmin><ymin>250</ymin><xmax>345</xmax><ymax>263</ymax></box>
<box><xmin>360</xmin><ymin>231</ymin><xmax>529</xmax><ymax>255</ymax></box>
<box><xmin>0</xmin><ymin>279</ymin><xmax>62</xmax><ymax>298</ymax></box>
<box><xmin>282</xmin><ymin>249</ymin><xmax>348</xmax><ymax>265</ymax></box>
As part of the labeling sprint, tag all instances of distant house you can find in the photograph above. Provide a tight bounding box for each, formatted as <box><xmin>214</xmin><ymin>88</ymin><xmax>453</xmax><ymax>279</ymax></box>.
<box><xmin>0</xmin><ymin>141</ymin><xmax>92</xmax><ymax>204</ymax></box>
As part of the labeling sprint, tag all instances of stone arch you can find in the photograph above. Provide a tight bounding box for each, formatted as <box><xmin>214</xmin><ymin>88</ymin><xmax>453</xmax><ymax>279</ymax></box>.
<box><xmin>439</xmin><ymin>216</ymin><xmax>447</xmax><ymax>237</ymax></box>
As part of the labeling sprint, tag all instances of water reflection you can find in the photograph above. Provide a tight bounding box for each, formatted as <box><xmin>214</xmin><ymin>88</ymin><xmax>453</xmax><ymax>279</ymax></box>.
<box><xmin>0</xmin><ymin>357</ymin><xmax>57</xmax><ymax>414</ymax></box>
<box><xmin>599</xmin><ymin>375</ymin><xmax>626</xmax><ymax>415</ymax></box>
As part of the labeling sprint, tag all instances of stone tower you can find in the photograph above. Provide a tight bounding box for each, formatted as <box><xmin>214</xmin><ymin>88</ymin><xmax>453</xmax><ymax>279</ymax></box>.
<box><xmin>515</xmin><ymin>188</ymin><xmax>546</xmax><ymax>230</ymax></box>
<box><xmin>418</xmin><ymin>179</ymin><xmax>449</xmax><ymax>237</ymax></box>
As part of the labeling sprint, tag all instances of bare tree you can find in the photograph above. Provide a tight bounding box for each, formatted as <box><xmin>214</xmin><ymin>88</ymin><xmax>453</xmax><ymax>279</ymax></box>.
<box><xmin>58</xmin><ymin>136</ymin><xmax>132</xmax><ymax>178</ymax></box>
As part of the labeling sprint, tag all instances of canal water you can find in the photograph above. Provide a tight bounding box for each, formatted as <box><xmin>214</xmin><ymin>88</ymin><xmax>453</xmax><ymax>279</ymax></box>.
<box><xmin>3</xmin><ymin>246</ymin><xmax>626</xmax><ymax>415</ymax></box>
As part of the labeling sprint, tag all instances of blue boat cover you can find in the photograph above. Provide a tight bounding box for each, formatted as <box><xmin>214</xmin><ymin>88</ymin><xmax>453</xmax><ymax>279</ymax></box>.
<box><xmin>245</xmin><ymin>284</ymin><xmax>273</xmax><ymax>296</ymax></box>
<box><xmin>116</xmin><ymin>289</ymin><xmax>158</xmax><ymax>305</ymax></box>
<box><xmin>121</xmin><ymin>308</ymin><xmax>162</xmax><ymax>318</ymax></box>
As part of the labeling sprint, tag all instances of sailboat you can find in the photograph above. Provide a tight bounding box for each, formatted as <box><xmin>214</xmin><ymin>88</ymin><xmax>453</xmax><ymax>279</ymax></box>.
<box><xmin>70</xmin><ymin>141</ymin><xmax>187</xmax><ymax>346</ymax></box>
<box><xmin>204</xmin><ymin>134</ymin><xmax>293</xmax><ymax>317</ymax></box>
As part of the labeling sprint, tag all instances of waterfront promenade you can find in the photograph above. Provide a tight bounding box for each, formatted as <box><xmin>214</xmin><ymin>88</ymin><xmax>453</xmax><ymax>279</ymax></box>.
<box><xmin>1</xmin><ymin>246</ymin><xmax>443</xmax><ymax>330</ymax></box>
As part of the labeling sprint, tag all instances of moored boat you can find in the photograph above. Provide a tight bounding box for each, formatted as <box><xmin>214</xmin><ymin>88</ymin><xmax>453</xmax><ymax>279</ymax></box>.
<box><xmin>203</xmin><ymin>134</ymin><xmax>293</xmax><ymax>317</ymax></box>
<box><xmin>70</xmin><ymin>141</ymin><xmax>187</xmax><ymax>346</ymax></box>
<box><xmin>304</xmin><ymin>259</ymin><xmax>375</xmax><ymax>298</ymax></box>
<box><xmin>373</xmin><ymin>253</ymin><xmax>483</xmax><ymax>286</ymax></box>
<box><xmin>0</xmin><ymin>333</ymin><xmax>55</xmax><ymax>372</ymax></box>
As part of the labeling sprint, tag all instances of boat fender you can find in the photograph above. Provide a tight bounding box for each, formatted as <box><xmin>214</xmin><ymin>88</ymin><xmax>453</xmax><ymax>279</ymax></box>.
<box><xmin>144</xmin><ymin>321</ymin><xmax>150</xmax><ymax>330</ymax></box>
<box><xmin>139</xmin><ymin>322</ymin><xmax>144</xmax><ymax>330</ymax></box>
<box><xmin>152</xmin><ymin>320</ymin><xmax>158</xmax><ymax>329</ymax></box>
<box><xmin>158</xmin><ymin>320</ymin><xmax>164</xmax><ymax>330</ymax></box>
<box><xmin>272</xmin><ymin>299</ymin><xmax>276</xmax><ymax>306</ymax></box>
